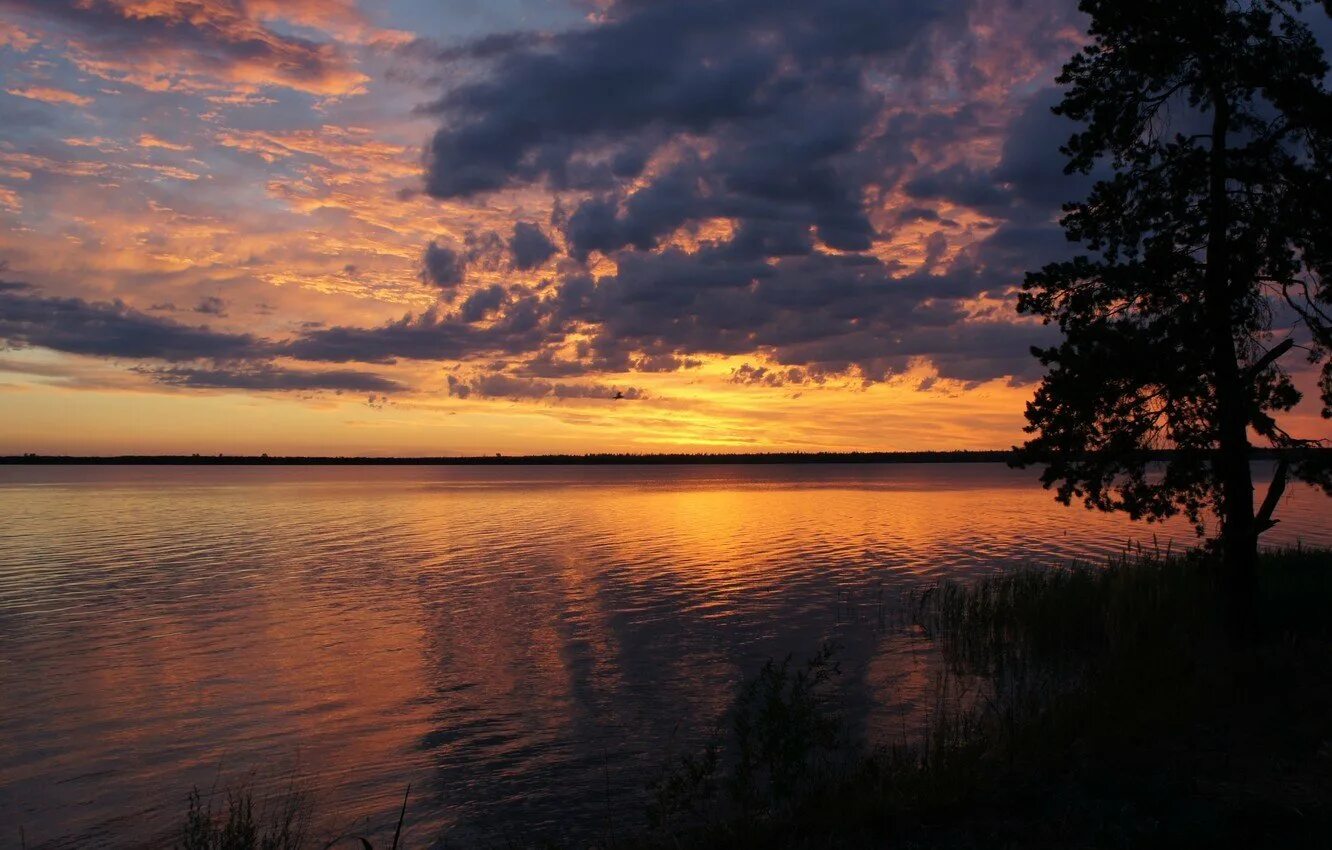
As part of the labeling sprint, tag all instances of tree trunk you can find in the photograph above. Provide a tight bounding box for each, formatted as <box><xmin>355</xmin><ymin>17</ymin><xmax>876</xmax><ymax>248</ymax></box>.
<box><xmin>1204</xmin><ymin>86</ymin><xmax>1257</xmax><ymax>632</ymax></box>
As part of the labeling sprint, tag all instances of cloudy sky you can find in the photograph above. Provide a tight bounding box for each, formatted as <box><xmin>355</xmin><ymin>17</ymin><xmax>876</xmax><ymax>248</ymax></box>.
<box><xmin>0</xmin><ymin>0</ymin><xmax>1324</xmax><ymax>455</ymax></box>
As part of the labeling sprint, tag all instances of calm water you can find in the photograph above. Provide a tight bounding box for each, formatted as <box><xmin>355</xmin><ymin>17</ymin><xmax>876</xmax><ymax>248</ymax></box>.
<box><xmin>1</xmin><ymin>463</ymin><xmax>1328</xmax><ymax>846</ymax></box>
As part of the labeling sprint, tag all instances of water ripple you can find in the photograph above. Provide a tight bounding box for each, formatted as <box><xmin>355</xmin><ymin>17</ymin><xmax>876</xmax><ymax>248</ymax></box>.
<box><xmin>0</xmin><ymin>463</ymin><xmax>1328</xmax><ymax>847</ymax></box>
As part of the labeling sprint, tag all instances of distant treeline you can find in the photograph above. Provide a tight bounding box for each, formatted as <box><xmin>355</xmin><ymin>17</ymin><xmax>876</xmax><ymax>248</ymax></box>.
<box><xmin>0</xmin><ymin>448</ymin><xmax>1319</xmax><ymax>465</ymax></box>
<box><xmin>4</xmin><ymin>450</ymin><xmax>1015</xmax><ymax>465</ymax></box>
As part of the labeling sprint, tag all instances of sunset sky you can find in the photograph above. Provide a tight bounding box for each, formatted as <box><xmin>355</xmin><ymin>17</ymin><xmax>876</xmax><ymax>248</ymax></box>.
<box><xmin>1</xmin><ymin>0</ymin><xmax>1328</xmax><ymax>456</ymax></box>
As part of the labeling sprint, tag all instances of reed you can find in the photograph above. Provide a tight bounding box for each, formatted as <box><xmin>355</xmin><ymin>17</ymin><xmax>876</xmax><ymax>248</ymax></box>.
<box><xmin>628</xmin><ymin>545</ymin><xmax>1332</xmax><ymax>847</ymax></box>
<box><xmin>175</xmin><ymin>782</ymin><xmax>409</xmax><ymax>850</ymax></box>
<box><xmin>177</xmin><ymin>781</ymin><xmax>310</xmax><ymax>850</ymax></box>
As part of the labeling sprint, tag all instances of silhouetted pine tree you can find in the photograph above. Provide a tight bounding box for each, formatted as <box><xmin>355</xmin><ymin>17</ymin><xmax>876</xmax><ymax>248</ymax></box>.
<box><xmin>1018</xmin><ymin>0</ymin><xmax>1332</xmax><ymax>624</ymax></box>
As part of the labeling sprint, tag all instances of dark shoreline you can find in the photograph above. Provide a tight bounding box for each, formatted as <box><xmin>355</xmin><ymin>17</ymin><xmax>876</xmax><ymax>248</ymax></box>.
<box><xmin>1</xmin><ymin>450</ymin><xmax>1018</xmax><ymax>466</ymax></box>
<box><xmin>1</xmin><ymin>448</ymin><xmax>1313</xmax><ymax>466</ymax></box>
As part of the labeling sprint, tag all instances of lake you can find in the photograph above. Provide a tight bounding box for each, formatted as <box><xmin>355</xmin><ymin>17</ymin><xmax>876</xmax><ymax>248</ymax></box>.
<box><xmin>2</xmin><ymin>463</ymin><xmax>1328</xmax><ymax>846</ymax></box>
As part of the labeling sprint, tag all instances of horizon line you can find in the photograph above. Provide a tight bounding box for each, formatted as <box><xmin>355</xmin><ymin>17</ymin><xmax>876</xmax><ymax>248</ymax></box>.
<box><xmin>1</xmin><ymin>447</ymin><xmax>1311</xmax><ymax>466</ymax></box>
<box><xmin>4</xmin><ymin>449</ymin><xmax>1019</xmax><ymax>466</ymax></box>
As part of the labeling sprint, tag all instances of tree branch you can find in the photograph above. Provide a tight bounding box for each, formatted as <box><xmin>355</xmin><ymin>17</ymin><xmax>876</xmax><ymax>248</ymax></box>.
<box><xmin>1255</xmin><ymin>456</ymin><xmax>1289</xmax><ymax>534</ymax></box>
<box><xmin>1242</xmin><ymin>337</ymin><xmax>1294</xmax><ymax>385</ymax></box>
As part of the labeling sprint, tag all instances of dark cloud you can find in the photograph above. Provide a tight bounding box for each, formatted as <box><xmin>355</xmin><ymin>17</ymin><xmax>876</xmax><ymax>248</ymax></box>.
<box><xmin>142</xmin><ymin>364</ymin><xmax>404</xmax><ymax>393</ymax></box>
<box><xmin>0</xmin><ymin>284</ymin><xmax>263</xmax><ymax>361</ymax></box>
<box><xmin>518</xmin><ymin>347</ymin><xmax>598</xmax><ymax>378</ymax></box>
<box><xmin>447</xmin><ymin>372</ymin><xmax>644</xmax><ymax>401</ymax></box>
<box><xmin>632</xmin><ymin>353</ymin><xmax>702</xmax><ymax>373</ymax></box>
<box><xmin>730</xmin><ymin>363</ymin><xmax>812</xmax><ymax>387</ymax></box>
<box><xmin>282</xmin><ymin>226</ymin><xmax>1049</xmax><ymax>384</ymax></box>
<box><xmin>904</xmin><ymin>87</ymin><xmax>1106</xmax><ymax>223</ymax></box>
<box><xmin>423</xmin><ymin>0</ymin><xmax>962</xmax><ymax>200</ymax></box>
<box><xmin>462</xmin><ymin>230</ymin><xmax>506</xmax><ymax>267</ymax></box>
<box><xmin>419</xmin><ymin>0</ymin><xmax>965</xmax><ymax>269</ymax></box>
<box><xmin>509</xmin><ymin>221</ymin><xmax>557</xmax><ymax>270</ymax></box>
<box><xmin>416</xmin><ymin>31</ymin><xmax>554</xmax><ymax>66</ymax></box>
<box><xmin>194</xmin><ymin>296</ymin><xmax>228</xmax><ymax>317</ymax></box>
<box><xmin>991</xmin><ymin>87</ymin><xmax>1096</xmax><ymax>211</ymax></box>
<box><xmin>0</xmin><ymin>280</ymin><xmax>413</xmax><ymax>395</ymax></box>
<box><xmin>421</xmin><ymin>240</ymin><xmax>465</xmax><ymax>290</ymax></box>
<box><xmin>400</xmin><ymin>0</ymin><xmax>1075</xmax><ymax>385</ymax></box>
<box><xmin>922</xmin><ymin>232</ymin><xmax>949</xmax><ymax>271</ymax></box>
<box><xmin>904</xmin><ymin>164</ymin><xmax>1011</xmax><ymax>212</ymax></box>
<box><xmin>459</xmin><ymin>284</ymin><xmax>506</xmax><ymax>323</ymax></box>
<box><xmin>283</xmin><ymin>297</ymin><xmax>558</xmax><ymax>364</ymax></box>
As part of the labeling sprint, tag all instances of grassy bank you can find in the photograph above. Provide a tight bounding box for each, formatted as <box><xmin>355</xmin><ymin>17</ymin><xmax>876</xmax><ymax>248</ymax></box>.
<box><xmin>175</xmin><ymin>547</ymin><xmax>1332</xmax><ymax>849</ymax></box>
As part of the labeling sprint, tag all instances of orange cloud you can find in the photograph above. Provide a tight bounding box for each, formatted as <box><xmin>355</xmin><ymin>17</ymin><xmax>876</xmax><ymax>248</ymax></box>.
<box><xmin>0</xmin><ymin>151</ymin><xmax>109</xmax><ymax>180</ymax></box>
<box><xmin>245</xmin><ymin>0</ymin><xmax>413</xmax><ymax>47</ymax></box>
<box><xmin>0</xmin><ymin>26</ymin><xmax>39</xmax><ymax>51</ymax></box>
<box><xmin>62</xmin><ymin>137</ymin><xmax>128</xmax><ymax>152</ymax></box>
<box><xmin>129</xmin><ymin>162</ymin><xmax>202</xmax><ymax>181</ymax></box>
<box><xmin>215</xmin><ymin>126</ymin><xmax>413</xmax><ymax>176</ymax></box>
<box><xmin>8</xmin><ymin>0</ymin><xmax>372</xmax><ymax>96</ymax></box>
<box><xmin>0</xmin><ymin>185</ymin><xmax>21</xmax><ymax>213</ymax></box>
<box><xmin>6</xmin><ymin>85</ymin><xmax>93</xmax><ymax>106</ymax></box>
<box><xmin>137</xmin><ymin>134</ymin><xmax>192</xmax><ymax>151</ymax></box>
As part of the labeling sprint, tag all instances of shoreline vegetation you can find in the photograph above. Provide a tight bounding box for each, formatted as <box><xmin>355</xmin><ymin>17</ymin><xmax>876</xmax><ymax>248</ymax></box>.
<box><xmin>3</xmin><ymin>448</ymin><xmax>1324</xmax><ymax>466</ymax></box>
<box><xmin>170</xmin><ymin>546</ymin><xmax>1332</xmax><ymax>849</ymax></box>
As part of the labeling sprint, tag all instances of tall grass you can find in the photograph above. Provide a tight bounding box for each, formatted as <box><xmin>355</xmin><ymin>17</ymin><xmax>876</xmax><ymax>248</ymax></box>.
<box><xmin>632</xmin><ymin>546</ymin><xmax>1332</xmax><ymax>847</ymax></box>
<box><xmin>175</xmin><ymin>782</ymin><xmax>409</xmax><ymax>850</ymax></box>
<box><xmin>645</xmin><ymin>643</ymin><xmax>846</xmax><ymax>839</ymax></box>
<box><xmin>177</xmin><ymin>782</ymin><xmax>310</xmax><ymax>850</ymax></box>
